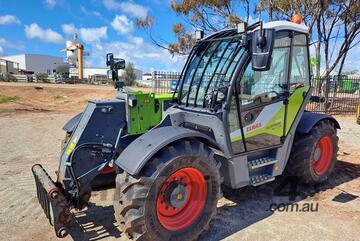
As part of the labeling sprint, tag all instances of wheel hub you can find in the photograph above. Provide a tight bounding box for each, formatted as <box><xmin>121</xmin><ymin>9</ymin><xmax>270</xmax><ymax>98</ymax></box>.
<box><xmin>314</xmin><ymin>147</ymin><xmax>321</xmax><ymax>161</ymax></box>
<box><xmin>156</xmin><ymin>167</ymin><xmax>207</xmax><ymax>231</ymax></box>
<box><xmin>163</xmin><ymin>181</ymin><xmax>188</xmax><ymax>208</ymax></box>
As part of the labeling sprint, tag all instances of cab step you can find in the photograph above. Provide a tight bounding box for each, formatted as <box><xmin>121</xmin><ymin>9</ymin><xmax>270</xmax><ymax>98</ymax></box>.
<box><xmin>250</xmin><ymin>174</ymin><xmax>275</xmax><ymax>186</ymax></box>
<box><xmin>248</xmin><ymin>157</ymin><xmax>278</xmax><ymax>170</ymax></box>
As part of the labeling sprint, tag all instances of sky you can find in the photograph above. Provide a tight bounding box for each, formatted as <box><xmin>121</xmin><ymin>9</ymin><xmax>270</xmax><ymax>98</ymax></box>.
<box><xmin>0</xmin><ymin>0</ymin><xmax>190</xmax><ymax>72</ymax></box>
<box><xmin>0</xmin><ymin>0</ymin><xmax>358</xmax><ymax>73</ymax></box>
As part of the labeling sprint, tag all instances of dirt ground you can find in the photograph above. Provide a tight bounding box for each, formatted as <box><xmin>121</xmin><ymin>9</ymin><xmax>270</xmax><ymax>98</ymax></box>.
<box><xmin>0</xmin><ymin>83</ymin><xmax>359</xmax><ymax>241</ymax></box>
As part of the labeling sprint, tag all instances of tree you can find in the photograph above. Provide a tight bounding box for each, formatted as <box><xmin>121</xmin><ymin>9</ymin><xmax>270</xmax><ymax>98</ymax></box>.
<box><xmin>35</xmin><ymin>73</ymin><xmax>49</xmax><ymax>83</ymax></box>
<box><xmin>138</xmin><ymin>0</ymin><xmax>359</xmax><ymax>78</ymax></box>
<box><xmin>121</xmin><ymin>62</ymin><xmax>136</xmax><ymax>86</ymax></box>
<box><xmin>136</xmin><ymin>0</ymin><xmax>250</xmax><ymax>55</ymax></box>
<box><xmin>320</xmin><ymin>0</ymin><xmax>360</xmax><ymax>77</ymax></box>
<box><xmin>258</xmin><ymin>0</ymin><xmax>360</xmax><ymax>77</ymax></box>
<box><xmin>257</xmin><ymin>0</ymin><xmax>325</xmax><ymax>77</ymax></box>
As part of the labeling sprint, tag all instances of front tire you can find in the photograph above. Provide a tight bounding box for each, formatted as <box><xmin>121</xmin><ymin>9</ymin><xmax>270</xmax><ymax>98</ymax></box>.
<box><xmin>286</xmin><ymin>120</ymin><xmax>338</xmax><ymax>184</ymax></box>
<box><xmin>113</xmin><ymin>139</ymin><xmax>222</xmax><ymax>241</ymax></box>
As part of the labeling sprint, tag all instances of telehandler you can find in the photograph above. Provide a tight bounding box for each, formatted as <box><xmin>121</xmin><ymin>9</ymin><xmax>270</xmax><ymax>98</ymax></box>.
<box><xmin>32</xmin><ymin>19</ymin><xmax>339</xmax><ymax>241</ymax></box>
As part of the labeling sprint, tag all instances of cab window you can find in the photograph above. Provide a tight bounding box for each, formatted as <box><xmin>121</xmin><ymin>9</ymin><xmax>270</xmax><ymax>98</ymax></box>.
<box><xmin>240</xmin><ymin>36</ymin><xmax>291</xmax><ymax>106</ymax></box>
<box><xmin>290</xmin><ymin>34</ymin><xmax>310</xmax><ymax>93</ymax></box>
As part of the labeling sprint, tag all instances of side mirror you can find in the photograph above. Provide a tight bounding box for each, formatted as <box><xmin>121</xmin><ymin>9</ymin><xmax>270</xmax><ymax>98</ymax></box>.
<box><xmin>106</xmin><ymin>53</ymin><xmax>113</xmax><ymax>66</ymax></box>
<box><xmin>251</xmin><ymin>28</ymin><xmax>275</xmax><ymax>71</ymax></box>
<box><xmin>114</xmin><ymin>59</ymin><xmax>125</xmax><ymax>70</ymax></box>
<box><xmin>106</xmin><ymin>53</ymin><xmax>126</xmax><ymax>87</ymax></box>
<box><xmin>106</xmin><ymin>53</ymin><xmax>126</xmax><ymax>70</ymax></box>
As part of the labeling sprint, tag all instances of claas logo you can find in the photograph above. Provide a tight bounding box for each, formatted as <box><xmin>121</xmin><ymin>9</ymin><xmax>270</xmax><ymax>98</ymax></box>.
<box><xmin>247</xmin><ymin>123</ymin><xmax>262</xmax><ymax>132</ymax></box>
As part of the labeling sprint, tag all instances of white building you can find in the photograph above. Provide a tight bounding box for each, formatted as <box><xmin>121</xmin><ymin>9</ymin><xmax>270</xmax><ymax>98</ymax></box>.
<box><xmin>0</xmin><ymin>58</ymin><xmax>19</xmax><ymax>74</ymax></box>
<box><xmin>1</xmin><ymin>54</ymin><xmax>63</xmax><ymax>74</ymax></box>
<box><xmin>139</xmin><ymin>72</ymin><xmax>153</xmax><ymax>87</ymax></box>
<box><xmin>83</xmin><ymin>67</ymin><xmax>109</xmax><ymax>78</ymax></box>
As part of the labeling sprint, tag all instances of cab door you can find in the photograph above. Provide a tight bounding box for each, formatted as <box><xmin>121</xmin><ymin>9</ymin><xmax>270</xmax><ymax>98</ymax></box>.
<box><xmin>286</xmin><ymin>33</ymin><xmax>311</xmax><ymax>133</ymax></box>
<box><xmin>229</xmin><ymin>34</ymin><xmax>291</xmax><ymax>153</ymax></box>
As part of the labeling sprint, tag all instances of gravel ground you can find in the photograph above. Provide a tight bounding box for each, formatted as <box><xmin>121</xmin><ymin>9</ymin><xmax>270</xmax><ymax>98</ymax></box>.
<box><xmin>0</xmin><ymin>112</ymin><xmax>359</xmax><ymax>241</ymax></box>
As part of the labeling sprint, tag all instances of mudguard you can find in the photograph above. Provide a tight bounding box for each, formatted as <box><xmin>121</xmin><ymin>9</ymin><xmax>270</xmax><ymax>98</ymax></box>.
<box><xmin>114</xmin><ymin>126</ymin><xmax>220</xmax><ymax>175</ymax></box>
<box><xmin>63</xmin><ymin>112</ymin><xmax>82</xmax><ymax>133</ymax></box>
<box><xmin>296</xmin><ymin>112</ymin><xmax>340</xmax><ymax>134</ymax></box>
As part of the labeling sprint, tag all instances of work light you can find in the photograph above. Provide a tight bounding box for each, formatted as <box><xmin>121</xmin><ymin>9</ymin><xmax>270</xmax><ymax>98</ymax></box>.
<box><xmin>237</xmin><ymin>22</ymin><xmax>247</xmax><ymax>33</ymax></box>
<box><xmin>195</xmin><ymin>29</ymin><xmax>204</xmax><ymax>41</ymax></box>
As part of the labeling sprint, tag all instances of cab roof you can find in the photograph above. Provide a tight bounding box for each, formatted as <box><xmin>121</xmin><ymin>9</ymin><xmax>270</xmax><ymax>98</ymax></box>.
<box><xmin>203</xmin><ymin>20</ymin><xmax>309</xmax><ymax>41</ymax></box>
<box><xmin>256</xmin><ymin>21</ymin><xmax>309</xmax><ymax>34</ymax></box>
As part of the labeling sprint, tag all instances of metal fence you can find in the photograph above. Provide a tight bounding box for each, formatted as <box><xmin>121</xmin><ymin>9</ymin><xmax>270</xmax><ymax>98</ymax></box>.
<box><xmin>307</xmin><ymin>76</ymin><xmax>360</xmax><ymax>115</ymax></box>
<box><xmin>151</xmin><ymin>71</ymin><xmax>181</xmax><ymax>94</ymax></box>
<box><xmin>151</xmin><ymin>73</ymin><xmax>360</xmax><ymax>115</ymax></box>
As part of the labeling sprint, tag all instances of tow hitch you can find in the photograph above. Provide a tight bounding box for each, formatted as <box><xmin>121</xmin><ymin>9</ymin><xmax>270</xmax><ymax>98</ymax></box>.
<box><xmin>32</xmin><ymin>164</ymin><xmax>71</xmax><ymax>238</ymax></box>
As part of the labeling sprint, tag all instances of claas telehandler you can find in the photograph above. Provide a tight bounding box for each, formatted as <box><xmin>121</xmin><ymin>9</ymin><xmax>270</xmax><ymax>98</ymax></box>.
<box><xmin>32</xmin><ymin>19</ymin><xmax>339</xmax><ymax>241</ymax></box>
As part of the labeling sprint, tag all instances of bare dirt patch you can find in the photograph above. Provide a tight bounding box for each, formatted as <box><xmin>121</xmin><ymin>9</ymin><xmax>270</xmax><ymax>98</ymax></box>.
<box><xmin>0</xmin><ymin>83</ymin><xmax>359</xmax><ymax>241</ymax></box>
<box><xmin>0</xmin><ymin>82</ymin><xmax>150</xmax><ymax>114</ymax></box>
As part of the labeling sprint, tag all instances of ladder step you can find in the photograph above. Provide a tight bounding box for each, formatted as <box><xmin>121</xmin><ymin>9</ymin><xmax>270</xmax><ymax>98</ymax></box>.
<box><xmin>250</xmin><ymin>174</ymin><xmax>275</xmax><ymax>186</ymax></box>
<box><xmin>248</xmin><ymin>157</ymin><xmax>277</xmax><ymax>170</ymax></box>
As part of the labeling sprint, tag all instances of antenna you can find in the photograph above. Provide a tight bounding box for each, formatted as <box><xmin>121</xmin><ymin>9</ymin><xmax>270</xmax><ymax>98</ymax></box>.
<box><xmin>258</xmin><ymin>6</ymin><xmax>263</xmax><ymax>23</ymax></box>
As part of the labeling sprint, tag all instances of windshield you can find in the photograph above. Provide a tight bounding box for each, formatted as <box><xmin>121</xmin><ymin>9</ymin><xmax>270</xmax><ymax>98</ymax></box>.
<box><xmin>178</xmin><ymin>31</ymin><xmax>245</xmax><ymax>107</ymax></box>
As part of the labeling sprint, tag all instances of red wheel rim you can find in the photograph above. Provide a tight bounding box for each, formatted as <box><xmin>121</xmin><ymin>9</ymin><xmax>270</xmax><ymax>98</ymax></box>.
<box><xmin>156</xmin><ymin>167</ymin><xmax>207</xmax><ymax>231</ymax></box>
<box><xmin>101</xmin><ymin>166</ymin><xmax>114</xmax><ymax>174</ymax></box>
<box><xmin>312</xmin><ymin>135</ymin><xmax>333</xmax><ymax>176</ymax></box>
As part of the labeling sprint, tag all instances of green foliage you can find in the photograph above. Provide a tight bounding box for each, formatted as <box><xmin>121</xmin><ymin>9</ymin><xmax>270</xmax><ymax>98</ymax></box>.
<box><xmin>35</xmin><ymin>73</ymin><xmax>49</xmax><ymax>83</ymax></box>
<box><xmin>0</xmin><ymin>73</ymin><xmax>17</xmax><ymax>82</ymax></box>
<box><xmin>258</xmin><ymin>0</ymin><xmax>360</xmax><ymax>77</ymax></box>
<box><xmin>0</xmin><ymin>95</ymin><xmax>18</xmax><ymax>104</ymax></box>
<box><xmin>121</xmin><ymin>62</ymin><xmax>137</xmax><ymax>86</ymax></box>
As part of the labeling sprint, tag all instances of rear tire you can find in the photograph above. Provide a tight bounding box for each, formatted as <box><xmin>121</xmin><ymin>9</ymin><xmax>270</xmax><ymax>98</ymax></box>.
<box><xmin>113</xmin><ymin>139</ymin><xmax>222</xmax><ymax>241</ymax></box>
<box><xmin>286</xmin><ymin>120</ymin><xmax>338</xmax><ymax>184</ymax></box>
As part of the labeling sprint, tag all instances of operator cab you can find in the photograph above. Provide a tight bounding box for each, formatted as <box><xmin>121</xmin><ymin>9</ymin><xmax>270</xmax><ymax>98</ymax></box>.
<box><xmin>174</xmin><ymin>20</ymin><xmax>311</xmax><ymax>154</ymax></box>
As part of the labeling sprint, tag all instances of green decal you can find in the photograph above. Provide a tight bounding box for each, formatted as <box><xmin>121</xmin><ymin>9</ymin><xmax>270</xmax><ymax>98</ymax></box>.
<box><xmin>230</xmin><ymin>86</ymin><xmax>309</xmax><ymax>142</ymax></box>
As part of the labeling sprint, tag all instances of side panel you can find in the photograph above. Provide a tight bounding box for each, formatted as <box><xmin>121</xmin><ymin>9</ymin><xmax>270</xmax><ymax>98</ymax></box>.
<box><xmin>58</xmin><ymin>100</ymin><xmax>126</xmax><ymax>197</ymax></box>
<box><xmin>230</xmin><ymin>101</ymin><xmax>284</xmax><ymax>150</ymax></box>
<box><xmin>168</xmin><ymin>108</ymin><xmax>232</xmax><ymax>157</ymax></box>
<box><xmin>115</xmin><ymin>126</ymin><xmax>219</xmax><ymax>175</ymax></box>
<box><xmin>121</xmin><ymin>92</ymin><xmax>173</xmax><ymax>135</ymax></box>
<box><xmin>220</xmin><ymin>155</ymin><xmax>250</xmax><ymax>188</ymax></box>
<box><xmin>230</xmin><ymin>86</ymin><xmax>309</xmax><ymax>151</ymax></box>
<box><xmin>286</xmin><ymin>86</ymin><xmax>310</xmax><ymax>133</ymax></box>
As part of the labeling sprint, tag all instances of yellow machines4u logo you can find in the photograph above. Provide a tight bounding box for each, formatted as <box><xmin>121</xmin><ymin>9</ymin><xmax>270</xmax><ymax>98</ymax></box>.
<box><xmin>66</xmin><ymin>137</ymin><xmax>78</xmax><ymax>156</ymax></box>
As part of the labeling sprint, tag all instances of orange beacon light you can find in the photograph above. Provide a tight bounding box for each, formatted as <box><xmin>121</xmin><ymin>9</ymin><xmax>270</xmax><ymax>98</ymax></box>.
<box><xmin>291</xmin><ymin>13</ymin><xmax>302</xmax><ymax>24</ymax></box>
